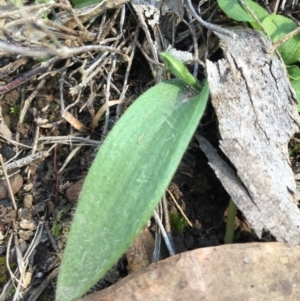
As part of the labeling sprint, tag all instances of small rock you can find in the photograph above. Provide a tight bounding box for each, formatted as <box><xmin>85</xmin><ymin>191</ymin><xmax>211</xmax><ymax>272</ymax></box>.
<box><xmin>0</xmin><ymin>173</ymin><xmax>23</xmax><ymax>199</ymax></box>
<box><xmin>20</xmin><ymin>219</ymin><xmax>37</xmax><ymax>231</ymax></box>
<box><xmin>33</xmin><ymin>202</ymin><xmax>46</xmax><ymax>213</ymax></box>
<box><xmin>46</xmin><ymin>200</ymin><xmax>54</xmax><ymax>214</ymax></box>
<box><xmin>18</xmin><ymin>229</ymin><xmax>34</xmax><ymax>241</ymax></box>
<box><xmin>23</xmin><ymin>183</ymin><xmax>33</xmax><ymax>192</ymax></box>
<box><xmin>23</xmin><ymin>194</ymin><xmax>33</xmax><ymax>208</ymax></box>
<box><xmin>66</xmin><ymin>178</ymin><xmax>84</xmax><ymax>203</ymax></box>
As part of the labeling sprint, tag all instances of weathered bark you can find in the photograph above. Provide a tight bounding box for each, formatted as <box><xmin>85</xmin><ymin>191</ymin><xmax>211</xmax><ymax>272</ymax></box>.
<box><xmin>205</xmin><ymin>29</ymin><xmax>300</xmax><ymax>243</ymax></box>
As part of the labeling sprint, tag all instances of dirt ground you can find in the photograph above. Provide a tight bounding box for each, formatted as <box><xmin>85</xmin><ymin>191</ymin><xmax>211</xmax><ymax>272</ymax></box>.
<box><xmin>0</xmin><ymin>0</ymin><xmax>299</xmax><ymax>300</ymax></box>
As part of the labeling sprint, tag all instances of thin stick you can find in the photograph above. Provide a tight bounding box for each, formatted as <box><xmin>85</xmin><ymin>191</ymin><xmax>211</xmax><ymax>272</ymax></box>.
<box><xmin>167</xmin><ymin>188</ymin><xmax>193</xmax><ymax>227</ymax></box>
<box><xmin>186</xmin><ymin>0</ymin><xmax>236</xmax><ymax>39</ymax></box>
<box><xmin>153</xmin><ymin>210</ymin><xmax>175</xmax><ymax>256</ymax></box>
<box><xmin>272</xmin><ymin>26</ymin><xmax>300</xmax><ymax>52</ymax></box>
<box><xmin>19</xmin><ymin>75</ymin><xmax>48</xmax><ymax>123</ymax></box>
<box><xmin>0</xmin><ymin>154</ymin><xmax>17</xmax><ymax>210</ymax></box>
<box><xmin>117</xmin><ymin>27</ymin><xmax>140</xmax><ymax>118</ymax></box>
<box><xmin>162</xmin><ymin>194</ymin><xmax>174</xmax><ymax>251</ymax></box>
<box><xmin>238</xmin><ymin>0</ymin><xmax>269</xmax><ymax>36</ymax></box>
<box><xmin>0</xmin><ymin>56</ymin><xmax>60</xmax><ymax>94</ymax></box>
<box><xmin>91</xmin><ymin>100</ymin><xmax>123</xmax><ymax>130</ymax></box>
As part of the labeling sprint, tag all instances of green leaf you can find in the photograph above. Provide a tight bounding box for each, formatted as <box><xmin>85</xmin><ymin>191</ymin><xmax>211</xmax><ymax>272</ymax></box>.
<box><xmin>262</xmin><ymin>14</ymin><xmax>300</xmax><ymax>64</ymax></box>
<box><xmin>160</xmin><ymin>52</ymin><xmax>201</xmax><ymax>92</ymax></box>
<box><xmin>56</xmin><ymin>79</ymin><xmax>209</xmax><ymax>301</ymax></box>
<box><xmin>71</xmin><ymin>0</ymin><xmax>102</xmax><ymax>9</ymax></box>
<box><xmin>287</xmin><ymin>65</ymin><xmax>300</xmax><ymax>80</ymax></box>
<box><xmin>217</xmin><ymin>0</ymin><xmax>269</xmax><ymax>28</ymax></box>
<box><xmin>290</xmin><ymin>79</ymin><xmax>300</xmax><ymax>112</ymax></box>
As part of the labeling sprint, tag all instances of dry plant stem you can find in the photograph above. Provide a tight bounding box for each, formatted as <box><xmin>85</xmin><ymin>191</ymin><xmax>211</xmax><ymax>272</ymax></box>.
<box><xmin>35</xmin><ymin>20</ymin><xmax>64</xmax><ymax>48</ymax></box>
<box><xmin>80</xmin><ymin>82</ymin><xmax>95</xmax><ymax>115</ymax></box>
<box><xmin>32</xmin><ymin>120</ymin><xmax>40</xmax><ymax>155</ymax></box>
<box><xmin>3</xmin><ymin>234</ymin><xmax>21</xmax><ymax>297</ymax></box>
<box><xmin>15</xmin><ymin>88</ymin><xmax>26</xmax><ymax>153</ymax></box>
<box><xmin>58</xmin><ymin>144</ymin><xmax>83</xmax><ymax>173</ymax></box>
<box><xmin>64</xmin><ymin>0</ymin><xmax>89</xmax><ymax>36</ymax></box>
<box><xmin>0</xmin><ymin>41</ymin><xmax>129</xmax><ymax>60</ymax></box>
<box><xmin>162</xmin><ymin>194</ymin><xmax>174</xmax><ymax>251</ymax></box>
<box><xmin>64</xmin><ymin>89</ymin><xmax>82</xmax><ymax>113</ymax></box>
<box><xmin>153</xmin><ymin>210</ymin><xmax>175</xmax><ymax>256</ymax></box>
<box><xmin>26</xmin><ymin>268</ymin><xmax>59</xmax><ymax>301</ymax></box>
<box><xmin>44</xmin><ymin>223</ymin><xmax>59</xmax><ymax>253</ymax></box>
<box><xmin>13</xmin><ymin>234</ymin><xmax>25</xmax><ymax>285</ymax></box>
<box><xmin>135</xmin><ymin>40</ymin><xmax>164</xmax><ymax>66</ymax></box>
<box><xmin>272</xmin><ymin>26</ymin><xmax>300</xmax><ymax>52</ymax></box>
<box><xmin>153</xmin><ymin>202</ymin><xmax>162</xmax><ymax>262</ymax></box>
<box><xmin>117</xmin><ymin>27</ymin><xmax>140</xmax><ymax>118</ymax></box>
<box><xmin>19</xmin><ymin>75</ymin><xmax>48</xmax><ymax>123</ymax></box>
<box><xmin>59</xmin><ymin>60</ymin><xmax>72</xmax><ymax>113</ymax></box>
<box><xmin>44</xmin><ymin>18</ymin><xmax>78</xmax><ymax>36</ymax></box>
<box><xmin>183</xmin><ymin>16</ymin><xmax>199</xmax><ymax>78</ymax></box>
<box><xmin>131</xmin><ymin>4</ymin><xmax>160</xmax><ymax>79</ymax></box>
<box><xmin>0</xmin><ymin>135</ymin><xmax>33</xmax><ymax>149</ymax></box>
<box><xmin>91</xmin><ymin>100</ymin><xmax>123</xmax><ymax>129</ymax></box>
<box><xmin>0</xmin><ymin>154</ymin><xmax>17</xmax><ymax>210</ymax></box>
<box><xmin>102</xmin><ymin>57</ymin><xmax>116</xmax><ymax>136</ymax></box>
<box><xmin>101</xmin><ymin>6</ymin><xmax>122</xmax><ymax>39</ymax></box>
<box><xmin>38</xmin><ymin>135</ymin><xmax>99</xmax><ymax>146</ymax></box>
<box><xmin>186</xmin><ymin>0</ymin><xmax>236</xmax><ymax>38</ymax></box>
<box><xmin>120</xmin><ymin>4</ymin><xmax>126</xmax><ymax>31</ymax></box>
<box><xmin>96</xmin><ymin>11</ymin><xmax>107</xmax><ymax>43</ymax></box>
<box><xmin>162</xmin><ymin>194</ymin><xmax>171</xmax><ymax>234</ymax></box>
<box><xmin>0</xmin><ymin>58</ymin><xmax>28</xmax><ymax>79</ymax></box>
<box><xmin>82</xmin><ymin>46</ymin><xmax>112</xmax><ymax>82</ymax></box>
<box><xmin>1</xmin><ymin>217</ymin><xmax>44</xmax><ymax>300</ymax></box>
<box><xmin>0</xmin><ymin>56</ymin><xmax>60</xmax><ymax>94</ymax></box>
<box><xmin>238</xmin><ymin>0</ymin><xmax>269</xmax><ymax>36</ymax></box>
<box><xmin>12</xmin><ymin>217</ymin><xmax>45</xmax><ymax>301</ymax></box>
<box><xmin>0</xmin><ymin>2</ymin><xmax>57</xmax><ymax>19</ymax></box>
<box><xmin>167</xmin><ymin>188</ymin><xmax>193</xmax><ymax>227</ymax></box>
<box><xmin>0</xmin><ymin>151</ymin><xmax>49</xmax><ymax>176</ymax></box>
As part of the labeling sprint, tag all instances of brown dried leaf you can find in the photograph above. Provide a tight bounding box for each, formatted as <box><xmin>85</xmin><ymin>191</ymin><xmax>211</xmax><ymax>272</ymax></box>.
<box><xmin>63</xmin><ymin>111</ymin><xmax>88</xmax><ymax>132</ymax></box>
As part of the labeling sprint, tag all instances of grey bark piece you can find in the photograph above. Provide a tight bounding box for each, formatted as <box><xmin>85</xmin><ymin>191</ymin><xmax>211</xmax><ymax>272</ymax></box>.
<box><xmin>206</xmin><ymin>29</ymin><xmax>300</xmax><ymax>243</ymax></box>
<box><xmin>197</xmin><ymin>135</ymin><xmax>264</xmax><ymax>236</ymax></box>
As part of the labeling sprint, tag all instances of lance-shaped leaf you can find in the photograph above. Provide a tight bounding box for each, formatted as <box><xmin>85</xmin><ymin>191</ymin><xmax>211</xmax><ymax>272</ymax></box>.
<box><xmin>56</xmin><ymin>79</ymin><xmax>209</xmax><ymax>301</ymax></box>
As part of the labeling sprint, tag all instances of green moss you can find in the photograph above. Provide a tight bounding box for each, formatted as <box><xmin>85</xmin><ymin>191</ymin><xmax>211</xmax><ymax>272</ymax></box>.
<box><xmin>170</xmin><ymin>212</ymin><xmax>188</xmax><ymax>234</ymax></box>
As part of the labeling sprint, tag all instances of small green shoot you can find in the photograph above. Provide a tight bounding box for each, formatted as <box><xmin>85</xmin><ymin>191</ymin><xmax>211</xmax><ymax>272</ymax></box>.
<box><xmin>224</xmin><ymin>198</ymin><xmax>237</xmax><ymax>244</ymax></box>
<box><xmin>9</xmin><ymin>105</ymin><xmax>21</xmax><ymax>116</ymax></box>
<box><xmin>160</xmin><ymin>52</ymin><xmax>202</xmax><ymax>92</ymax></box>
<box><xmin>170</xmin><ymin>212</ymin><xmax>189</xmax><ymax>234</ymax></box>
